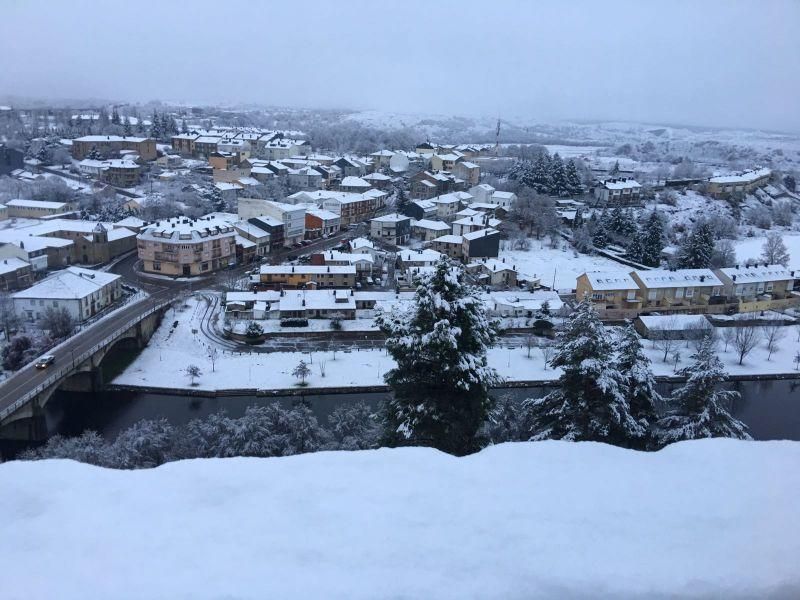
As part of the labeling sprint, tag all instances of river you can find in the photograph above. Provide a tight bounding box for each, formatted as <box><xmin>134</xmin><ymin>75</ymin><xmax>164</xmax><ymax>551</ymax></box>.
<box><xmin>43</xmin><ymin>378</ymin><xmax>800</xmax><ymax>442</ymax></box>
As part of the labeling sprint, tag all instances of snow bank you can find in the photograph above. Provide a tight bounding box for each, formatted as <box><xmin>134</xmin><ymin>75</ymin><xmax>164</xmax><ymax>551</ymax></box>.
<box><xmin>0</xmin><ymin>440</ymin><xmax>798</xmax><ymax>599</ymax></box>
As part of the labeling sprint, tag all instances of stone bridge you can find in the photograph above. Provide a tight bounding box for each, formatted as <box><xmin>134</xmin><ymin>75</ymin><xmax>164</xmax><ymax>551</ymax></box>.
<box><xmin>0</xmin><ymin>300</ymin><xmax>169</xmax><ymax>444</ymax></box>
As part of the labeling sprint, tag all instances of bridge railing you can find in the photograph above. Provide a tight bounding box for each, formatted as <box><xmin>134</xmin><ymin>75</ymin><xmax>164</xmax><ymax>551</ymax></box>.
<box><xmin>0</xmin><ymin>300</ymin><xmax>172</xmax><ymax>422</ymax></box>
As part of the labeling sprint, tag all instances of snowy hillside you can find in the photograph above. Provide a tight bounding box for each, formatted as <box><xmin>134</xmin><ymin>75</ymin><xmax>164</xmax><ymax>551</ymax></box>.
<box><xmin>1</xmin><ymin>441</ymin><xmax>798</xmax><ymax>599</ymax></box>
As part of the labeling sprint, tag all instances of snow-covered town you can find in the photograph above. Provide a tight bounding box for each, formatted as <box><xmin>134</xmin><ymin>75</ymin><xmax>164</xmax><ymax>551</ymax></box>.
<box><xmin>1</xmin><ymin>2</ymin><xmax>799</xmax><ymax>598</ymax></box>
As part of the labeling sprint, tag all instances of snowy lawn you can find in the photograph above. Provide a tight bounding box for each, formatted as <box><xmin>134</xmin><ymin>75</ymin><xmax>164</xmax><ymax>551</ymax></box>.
<box><xmin>733</xmin><ymin>231</ymin><xmax>800</xmax><ymax>267</ymax></box>
<box><xmin>115</xmin><ymin>295</ymin><xmax>800</xmax><ymax>391</ymax></box>
<box><xmin>0</xmin><ymin>440</ymin><xmax>798</xmax><ymax>599</ymax></box>
<box><xmin>501</xmin><ymin>239</ymin><xmax>627</xmax><ymax>292</ymax></box>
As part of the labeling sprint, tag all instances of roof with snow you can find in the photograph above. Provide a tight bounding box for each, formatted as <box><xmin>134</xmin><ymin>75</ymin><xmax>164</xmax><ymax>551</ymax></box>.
<box><xmin>463</xmin><ymin>228</ymin><xmax>500</xmax><ymax>241</ymax></box>
<box><xmin>340</xmin><ymin>176</ymin><xmax>371</xmax><ymax>188</ymax></box>
<box><xmin>718</xmin><ymin>265</ymin><xmax>794</xmax><ymax>284</ymax></box>
<box><xmin>582</xmin><ymin>271</ymin><xmax>639</xmax><ymax>291</ymax></box>
<box><xmin>6</xmin><ymin>199</ymin><xmax>70</xmax><ymax>210</ymax></box>
<box><xmin>432</xmin><ymin>234</ymin><xmax>464</xmax><ymax>244</ymax></box>
<box><xmin>260</xmin><ymin>265</ymin><xmax>356</xmax><ymax>276</ymax></box>
<box><xmin>398</xmin><ymin>249</ymin><xmax>443</xmax><ymax>263</ymax></box>
<box><xmin>708</xmin><ymin>168</ymin><xmax>771</xmax><ymax>185</ymax></box>
<box><xmin>371</xmin><ymin>213</ymin><xmax>410</xmax><ymax>223</ymax></box>
<box><xmin>412</xmin><ymin>219</ymin><xmax>450</xmax><ymax>231</ymax></box>
<box><xmin>138</xmin><ymin>216</ymin><xmax>236</xmax><ymax>243</ymax></box>
<box><xmin>633</xmin><ymin>268</ymin><xmax>723</xmax><ymax>289</ymax></box>
<box><xmin>13</xmin><ymin>266</ymin><xmax>120</xmax><ymax>300</ymax></box>
<box><xmin>0</xmin><ymin>257</ymin><xmax>30</xmax><ymax>275</ymax></box>
<box><xmin>598</xmin><ymin>178</ymin><xmax>641</xmax><ymax>190</ymax></box>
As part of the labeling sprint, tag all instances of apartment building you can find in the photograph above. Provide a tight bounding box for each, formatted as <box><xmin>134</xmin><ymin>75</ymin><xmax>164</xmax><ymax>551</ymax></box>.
<box><xmin>258</xmin><ymin>265</ymin><xmax>356</xmax><ymax>289</ymax></box>
<box><xmin>0</xmin><ymin>257</ymin><xmax>33</xmax><ymax>290</ymax></box>
<box><xmin>13</xmin><ymin>266</ymin><xmax>122</xmax><ymax>323</ymax></box>
<box><xmin>5</xmin><ymin>199</ymin><xmax>74</xmax><ymax>218</ymax></box>
<box><xmin>716</xmin><ymin>264</ymin><xmax>796</xmax><ymax>311</ymax></box>
<box><xmin>370</xmin><ymin>213</ymin><xmax>411</xmax><ymax>245</ymax></box>
<box><xmin>462</xmin><ymin>228</ymin><xmax>501</xmax><ymax>261</ymax></box>
<box><xmin>576</xmin><ymin>271</ymin><xmax>642</xmax><ymax>311</ymax></box>
<box><xmin>137</xmin><ymin>215</ymin><xmax>237</xmax><ymax>276</ymax></box>
<box><xmin>305</xmin><ymin>209</ymin><xmax>341</xmax><ymax>238</ymax></box>
<box><xmin>431</xmin><ymin>234</ymin><xmax>465</xmax><ymax>260</ymax></box>
<box><xmin>412</xmin><ymin>219</ymin><xmax>450</xmax><ymax>241</ymax></box>
<box><xmin>593</xmin><ymin>178</ymin><xmax>642</xmax><ymax>206</ymax></box>
<box><xmin>706</xmin><ymin>168</ymin><xmax>771</xmax><ymax>198</ymax></box>
<box><xmin>630</xmin><ymin>268</ymin><xmax>724</xmax><ymax>312</ymax></box>
<box><xmin>71</xmin><ymin>135</ymin><xmax>156</xmax><ymax>161</ymax></box>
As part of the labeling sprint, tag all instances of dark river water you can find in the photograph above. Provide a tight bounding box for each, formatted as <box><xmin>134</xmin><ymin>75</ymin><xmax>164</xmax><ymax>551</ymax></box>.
<box><xmin>43</xmin><ymin>378</ymin><xmax>800</xmax><ymax>442</ymax></box>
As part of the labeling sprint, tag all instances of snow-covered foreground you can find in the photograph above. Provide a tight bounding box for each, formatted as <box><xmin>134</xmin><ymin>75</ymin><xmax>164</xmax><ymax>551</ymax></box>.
<box><xmin>0</xmin><ymin>441</ymin><xmax>797</xmax><ymax>599</ymax></box>
<box><xmin>114</xmin><ymin>296</ymin><xmax>800</xmax><ymax>391</ymax></box>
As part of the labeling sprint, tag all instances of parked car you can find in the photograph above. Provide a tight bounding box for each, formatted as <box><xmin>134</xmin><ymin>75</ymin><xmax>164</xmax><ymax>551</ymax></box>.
<box><xmin>35</xmin><ymin>355</ymin><xmax>55</xmax><ymax>369</ymax></box>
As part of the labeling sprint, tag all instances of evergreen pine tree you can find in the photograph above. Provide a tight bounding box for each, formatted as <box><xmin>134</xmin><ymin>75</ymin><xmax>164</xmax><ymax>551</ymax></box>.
<box><xmin>524</xmin><ymin>299</ymin><xmax>647</xmax><ymax>446</ymax></box>
<box><xmin>655</xmin><ymin>339</ymin><xmax>751</xmax><ymax>446</ymax></box>
<box><xmin>549</xmin><ymin>153</ymin><xmax>567</xmax><ymax>196</ymax></box>
<box><xmin>150</xmin><ymin>110</ymin><xmax>162</xmax><ymax>140</ymax></box>
<box><xmin>610</xmin><ymin>160</ymin><xmax>620</xmax><ymax>176</ymax></box>
<box><xmin>181</xmin><ymin>119</ymin><xmax>189</xmax><ymax>134</ymax></box>
<box><xmin>614</xmin><ymin>325</ymin><xmax>660</xmax><ymax>449</ymax></box>
<box><xmin>641</xmin><ymin>210</ymin><xmax>664</xmax><ymax>267</ymax></box>
<box><xmin>592</xmin><ymin>220</ymin><xmax>609</xmax><ymax>248</ymax></box>
<box><xmin>626</xmin><ymin>227</ymin><xmax>644</xmax><ymax>263</ymax></box>
<box><xmin>532</xmin><ymin>152</ymin><xmax>551</xmax><ymax>193</ymax></box>
<box><xmin>122</xmin><ymin>115</ymin><xmax>132</xmax><ymax>136</ymax></box>
<box><xmin>565</xmin><ymin>159</ymin><xmax>582</xmax><ymax>195</ymax></box>
<box><xmin>396</xmin><ymin>188</ymin><xmax>408</xmax><ymax>213</ymax></box>
<box><xmin>376</xmin><ymin>258</ymin><xmax>500</xmax><ymax>455</ymax></box>
<box><xmin>111</xmin><ymin>107</ymin><xmax>120</xmax><ymax>125</ymax></box>
<box><xmin>135</xmin><ymin>114</ymin><xmax>145</xmax><ymax>134</ymax></box>
<box><xmin>677</xmin><ymin>221</ymin><xmax>714</xmax><ymax>269</ymax></box>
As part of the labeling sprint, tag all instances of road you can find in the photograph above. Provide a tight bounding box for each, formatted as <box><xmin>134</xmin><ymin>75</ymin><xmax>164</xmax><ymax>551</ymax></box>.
<box><xmin>0</xmin><ymin>290</ymin><xmax>173</xmax><ymax>420</ymax></box>
<box><xmin>0</xmin><ymin>226</ymin><xmax>361</xmax><ymax>418</ymax></box>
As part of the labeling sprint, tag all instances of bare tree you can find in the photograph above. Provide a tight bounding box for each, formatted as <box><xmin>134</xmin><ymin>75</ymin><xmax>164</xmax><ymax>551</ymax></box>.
<box><xmin>794</xmin><ymin>351</ymin><xmax>800</xmax><ymax>371</ymax></box>
<box><xmin>733</xmin><ymin>326</ymin><xmax>761</xmax><ymax>365</ymax></box>
<box><xmin>671</xmin><ymin>350</ymin><xmax>682</xmax><ymax>372</ymax></box>
<box><xmin>721</xmin><ymin>327</ymin><xmax>736</xmax><ymax>353</ymax></box>
<box><xmin>760</xmin><ymin>232</ymin><xmax>790</xmax><ymax>266</ymax></box>
<box><xmin>524</xmin><ymin>334</ymin><xmax>537</xmax><ymax>358</ymax></box>
<box><xmin>207</xmin><ymin>346</ymin><xmax>219</xmax><ymax>372</ymax></box>
<box><xmin>0</xmin><ymin>292</ymin><xmax>20</xmax><ymax>341</ymax></box>
<box><xmin>761</xmin><ymin>322</ymin><xmax>785</xmax><ymax>361</ymax></box>
<box><xmin>540</xmin><ymin>344</ymin><xmax>555</xmax><ymax>369</ymax></box>
<box><xmin>653</xmin><ymin>317</ymin><xmax>679</xmax><ymax>362</ymax></box>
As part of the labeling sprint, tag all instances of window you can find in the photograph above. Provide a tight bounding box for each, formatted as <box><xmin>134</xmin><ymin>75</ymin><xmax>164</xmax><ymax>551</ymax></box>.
<box><xmin>647</xmin><ymin>290</ymin><xmax>658</xmax><ymax>301</ymax></box>
<box><xmin>202</xmin><ymin>262</ymin><xmax>209</xmax><ymax>271</ymax></box>
<box><xmin>675</xmin><ymin>288</ymin><xmax>684</xmax><ymax>298</ymax></box>
<box><xmin>153</xmin><ymin>261</ymin><xmax>161</xmax><ymax>271</ymax></box>
<box><xmin>591</xmin><ymin>292</ymin><xmax>604</xmax><ymax>300</ymax></box>
<box><xmin>685</xmin><ymin>288</ymin><xmax>694</xmax><ymax>298</ymax></box>
<box><xmin>627</xmin><ymin>290</ymin><xmax>636</xmax><ymax>301</ymax></box>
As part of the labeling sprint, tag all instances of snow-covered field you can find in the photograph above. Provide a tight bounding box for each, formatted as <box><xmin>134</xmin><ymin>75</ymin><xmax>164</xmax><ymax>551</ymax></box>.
<box><xmin>114</xmin><ymin>296</ymin><xmax>800</xmax><ymax>392</ymax></box>
<box><xmin>501</xmin><ymin>239</ymin><xmax>628</xmax><ymax>292</ymax></box>
<box><xmin>733</xmin><ymin>232</ymin><xmax>800</xmax><ymax>267</ymax></box>
<box><xmin>0</xmin><ymin>440</ymin><xmax>797</xmax><ymax>599</ymax></box>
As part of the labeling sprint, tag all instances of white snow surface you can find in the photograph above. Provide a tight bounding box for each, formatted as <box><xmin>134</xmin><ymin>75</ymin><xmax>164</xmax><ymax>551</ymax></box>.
<box><xmin>0</xmin><ymin>440</ymin><xmax>798</xmax><ymax>599</ymax></box>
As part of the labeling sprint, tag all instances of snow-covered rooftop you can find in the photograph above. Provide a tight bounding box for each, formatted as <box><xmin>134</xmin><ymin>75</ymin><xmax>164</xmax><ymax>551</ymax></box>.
<box><xmin>582</xmin><ymin>271</ymin><xmax>639</xmax><ymax>291</ymax></box>
<box><xmin>463</xmin><ymin>228</ymin><xmax>499</xmax><ymax>241</ymax></box>
<box><xmin>138</xmin><ymin>216</ymin><xmax>236</xmax><ymax>243</ymax></box>
<box><xmin>633</xmin><ymin>268</ymin><xmax>723</xmax><ymax>289</ymax></box>
<box><xmin>718</xmin><ymin>265</ymin><xmax>794</xmax><ymax>284</ymax></box>
<box><xmin>13</xmin><ymin>266</ymin><xmax>119</xmax><ymax>300</ymax></box>
<box><xmin>412</xmin><ymin>219</ymin><xmax>450</xmax><ymax>231</ymax></box>
<box><xmin>6</xmin><ymin>199</ymin><xmax>70</xmax><ymax>209</ymax></box>
<box><xmin>259</xmin><ymin>265</ymin><xmax>356</xmax><ymax>276</ymax></box>
<box><xmin>709</xmin><ymin>167</ymin><xmax>771</xmax><ymax>185</ymax></box>
<box><xmin>371</xmin><ymin>213</ymin><xmax>410</xmax><ymax>223</ymax></box>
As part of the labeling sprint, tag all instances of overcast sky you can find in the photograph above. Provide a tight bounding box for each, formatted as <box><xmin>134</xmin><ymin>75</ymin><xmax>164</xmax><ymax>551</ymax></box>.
<box><xmin>1</xmin><ymin>0</ymin><xmax>798</xmax><ymax>131</ymax></box>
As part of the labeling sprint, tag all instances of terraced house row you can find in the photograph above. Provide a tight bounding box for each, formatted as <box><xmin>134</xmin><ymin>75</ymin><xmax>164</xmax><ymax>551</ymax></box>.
<box><xmin>576</xmin><ymin>265</ymin><xmax>799</xmax><ymax>319</ymax></box>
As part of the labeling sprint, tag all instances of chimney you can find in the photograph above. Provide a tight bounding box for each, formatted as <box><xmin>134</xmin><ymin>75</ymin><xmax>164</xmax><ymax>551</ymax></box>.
<box><xmin>732</xmin><ymin>275</ymin><xmax>737</xmax><ymax>281</ymax></box>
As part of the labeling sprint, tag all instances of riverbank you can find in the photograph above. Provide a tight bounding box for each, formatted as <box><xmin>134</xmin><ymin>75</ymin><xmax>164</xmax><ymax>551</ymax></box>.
<box><xmin>112</xmin><ymin>296</ymin><xmax>800</xmax><ymax>393</ymax></box>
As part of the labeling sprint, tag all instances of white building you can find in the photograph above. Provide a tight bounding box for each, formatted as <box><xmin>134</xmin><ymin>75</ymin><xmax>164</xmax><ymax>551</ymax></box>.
<box><xmin>239</xmin><ymin>198</ymin><xmax>305</xmax><ymax>246</ymax></box>
<box><xmin>13</xmin><ymin>266</ymin><xmax>122</xmax><ymax>323</ymax></box>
